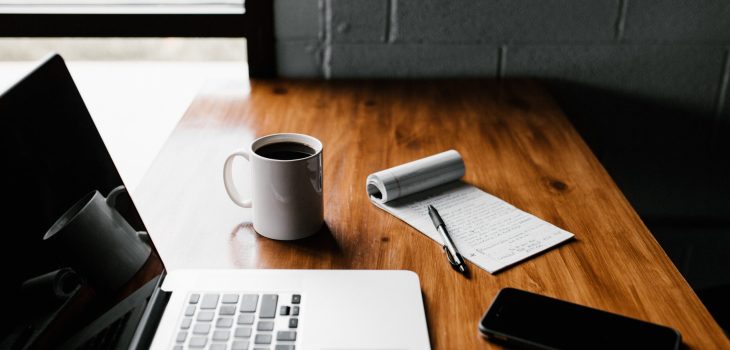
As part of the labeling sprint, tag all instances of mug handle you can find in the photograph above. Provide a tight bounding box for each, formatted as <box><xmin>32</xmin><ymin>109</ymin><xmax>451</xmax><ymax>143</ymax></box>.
<box><xmin>106</xmin><ymin>185</ymin><xmax>127</xmax><ymax>208</ymax></box>
<box><xmin>105</xmin><ymin>185</ymin><xmax>150</xmax><ymax>244</ymax></box>
<box><xmin>223</xmin><ymin>149</ymin><xmax>253</xmax><ymax>208</ymax></box>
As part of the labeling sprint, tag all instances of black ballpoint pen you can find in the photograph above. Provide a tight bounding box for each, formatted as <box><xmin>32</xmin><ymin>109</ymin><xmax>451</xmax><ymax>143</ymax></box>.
<box><xmin>427</xmin><ymin>205</ymin><xmax>467</xmax><ymax>273</ymax></box>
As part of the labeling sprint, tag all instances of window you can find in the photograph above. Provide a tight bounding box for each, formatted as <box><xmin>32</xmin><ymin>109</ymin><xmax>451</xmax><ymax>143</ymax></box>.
<box><xmin>0</xmin><ymin>0</ymin><xmax>275</xmax><ymax>77</ymax></box>
<box><xmin>0</xmin><ymin>0</ymin><xmax>244</xmax><ymax>14</ymax></box>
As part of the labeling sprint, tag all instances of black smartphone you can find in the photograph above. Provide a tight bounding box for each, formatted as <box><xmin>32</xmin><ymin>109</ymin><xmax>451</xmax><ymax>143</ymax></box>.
<box><xmin>479</xmin><ymin>288</ymin><xmax>681</xmax><ymax>350</ymax></box>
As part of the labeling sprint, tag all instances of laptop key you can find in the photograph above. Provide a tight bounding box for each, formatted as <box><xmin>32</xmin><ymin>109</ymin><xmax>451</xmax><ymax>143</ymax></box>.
<box><xmin>235</xmin><ymin>327</ymin><xmax>253</xmax><ymax>338</ymax></box>
<box><xmin>220</xmin><ymin>305</ymin><xmax>237</xmax><ymax>315</ymax></box>
<box><xmin>240</xmin><ymin>294</ymin><xmax>259</xmax><ymax>313</ymax></box>
<box><xmin>213</xmin><ymin>330</ymin><xmax>231</xmax><ymax>341</ymax></box>
<box><xmin>237</xmin><ymin>314</ymin><xmax>255</xmax><ymax>325</ymax></box>
<box><xmin>288</xmin><ymin>318</ymin><xmax>298</xmax><ymax>329</ymax></box>
<box><xmin>200</xmin><ymin>294</ymin><xmax>220</xmax><ymax>309</ymax></box>
<box><xmin>181</xmin><ymin>317</ymin><xmax>192</xmax><ymax>329</ymax></box>
<box><xmin>217</xmin><ymin>317</ymin><xmax>234</xmax><ymax>328</ymax></box>
<box><xmin>257</xmin><ymin>321</ymin><xmax>274</xmax><ymax>331</ymax></box>
<box><xmin>222</xmin><ymin>293</ymin><xmax>240</xmax><ymax>304</ymax></box>
<box><xmin>232</xmin><ymin>340</ymin><xmax>250</xmax><ymax>350</ymax></box>
<box><xmin>185</xmin><ymin>305</ymin><xmax>196</xmax><ymax>316</ymax></box>
<box><xmin>197</xmin><ymin>311</ymin><xmax>214</xmax><ymax>322</ymax></box>
<box><xmin>279</xmin><ymin>306</ymin><xmax>290</xmax><ymax>316</ymax></box>
<box><xmin>209</xmin><ymin>344</ymin><xmax>226</xmax><ymax>350</ymax></box>
<box><xmin>188</xmin><ymin>293</ymin><xmax>200</xmax><ymax>304</ymax></box>
<box><xmin>291</xmin><ymin>306</ymin><xmax>299</xmax><ymax>316</ymax></box>
<box><xmin>277</xmin><ymin>331</ymin><xmax>296</xmax><ymax>341</ymax></box>
<box><xmin>175</xmin><ymin>331</ymin><xmax>187</xmax><ymax>342</ymax></box>
<box><xmin>188</xmin><ymin>336</ymin><xmax>207</xmax><ymax>348</ymax></box>
<box><xmin>255</xmin><ymin>334</ymin><xmax>272</xmax><ymax>344</ymax></box>
<box><xmin>291</xmin><ymin>294</ymin><xmax>301</xmax><ymax>304</ymax></box>
<box><xmin>193</xmin><ymin>323</ymin><xmax>211</xmax><ymax>335</ymax></box>
<box><xmin>275</xmin><ymin>345</ymin><xmax>295</xmax><ymax>350</ymax></box>
<box><xmin>260</xmin><ymin>294</ymin><xmax>278</xmax><ymax>318</ymax></box>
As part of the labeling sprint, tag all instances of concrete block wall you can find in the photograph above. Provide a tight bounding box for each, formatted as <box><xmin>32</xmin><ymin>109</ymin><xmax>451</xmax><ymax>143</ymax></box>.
<box><xmin>274</xmin><ymin>0</ymin><xmax>730</xmax><ymax>119</ymax></box>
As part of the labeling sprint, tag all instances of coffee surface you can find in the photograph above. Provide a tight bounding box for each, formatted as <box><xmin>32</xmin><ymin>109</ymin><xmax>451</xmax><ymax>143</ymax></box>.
<box><xmin>255</xmin><ymin>142</ymin><xmax>316</xmax><ymax>160</ymax></box>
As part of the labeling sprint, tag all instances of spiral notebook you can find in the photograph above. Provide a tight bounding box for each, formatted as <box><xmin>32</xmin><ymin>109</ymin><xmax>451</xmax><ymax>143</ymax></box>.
<box><xmin>366</xmin><ymin>150</ymin><xmax>574</xmax><ymax>273</ymax></box>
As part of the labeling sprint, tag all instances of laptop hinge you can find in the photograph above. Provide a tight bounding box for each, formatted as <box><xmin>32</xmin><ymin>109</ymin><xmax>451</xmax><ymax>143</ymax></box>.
<box><xmin>128</xmin><ymin>272</ymin><xmax>170</xmax><ymax>350</ymax></box>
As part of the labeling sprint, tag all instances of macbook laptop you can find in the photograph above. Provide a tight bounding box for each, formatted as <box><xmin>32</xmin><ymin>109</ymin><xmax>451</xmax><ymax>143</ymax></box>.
<box><xmin>0</xmin><ymin>54</ymin><xmax>430</xmax><ymax>350</ymax></box>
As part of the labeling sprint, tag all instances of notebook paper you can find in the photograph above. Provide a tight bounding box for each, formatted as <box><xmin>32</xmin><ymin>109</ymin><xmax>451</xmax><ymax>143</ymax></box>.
<box><xmin>367</xmin><ymin>150</ymin><xmax>574</xmax><ymax>273</ymax></box>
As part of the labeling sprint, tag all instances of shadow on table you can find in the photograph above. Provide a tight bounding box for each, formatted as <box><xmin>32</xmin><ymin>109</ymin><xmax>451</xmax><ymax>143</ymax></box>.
<box><xmin>234</xmin><ymin>222</ymin><xmax>346</xmax><ymax>269</ymax></box>
<box><xmin>539</xmin><ymin>79</ymin><xmax>730</xmax><ymax>333</ymax></box>
<box><xmin>276</xmin><ymin>222</ymin><xmax>345</xmax><ymax>262</ymax></box>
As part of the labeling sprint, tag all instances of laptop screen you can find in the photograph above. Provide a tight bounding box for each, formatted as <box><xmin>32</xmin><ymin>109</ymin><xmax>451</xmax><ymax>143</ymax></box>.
<box><xmin>0</xmin><ymin>55</ymin><xmax>164</xmax><ymax>349</ymax></box>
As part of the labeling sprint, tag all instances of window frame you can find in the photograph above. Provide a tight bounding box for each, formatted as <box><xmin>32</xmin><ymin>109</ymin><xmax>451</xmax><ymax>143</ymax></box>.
<box><xmin>0</xmin><ymin>0</ymin><xmax>275</xmax><ymax>77</ymax></box>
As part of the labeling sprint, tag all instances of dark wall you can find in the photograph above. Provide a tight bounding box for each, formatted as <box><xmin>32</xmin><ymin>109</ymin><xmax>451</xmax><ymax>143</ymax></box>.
<box><xmin>274</xmin><ymin>1</ymin><xmax>730</xmax><ymax>121</ymax></box>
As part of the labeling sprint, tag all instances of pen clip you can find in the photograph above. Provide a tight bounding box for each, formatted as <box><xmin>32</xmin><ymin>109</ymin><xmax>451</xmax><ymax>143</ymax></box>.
<box><xmin>443</xmin><ymin>245</ymin><xmax>458</xmax><ymax>267</ymax></box>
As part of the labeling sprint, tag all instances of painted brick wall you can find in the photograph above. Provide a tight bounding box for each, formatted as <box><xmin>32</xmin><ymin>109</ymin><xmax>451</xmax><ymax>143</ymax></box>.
<box><xmin>274</xmin><ymin>0</ymin><xmax>730</xmax><ymax>119</ymax></box>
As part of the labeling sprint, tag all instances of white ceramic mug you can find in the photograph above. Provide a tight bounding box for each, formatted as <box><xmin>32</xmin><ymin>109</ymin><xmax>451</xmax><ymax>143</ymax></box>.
<box><xmin>223</xmin><ymin>133</ymin><xmax>324</xmax><ymax>240</ymax></box>
<box><xmin>43</xmin><ymin>186</ymin><xmax>151</xmax><ymax>291</ymax></box>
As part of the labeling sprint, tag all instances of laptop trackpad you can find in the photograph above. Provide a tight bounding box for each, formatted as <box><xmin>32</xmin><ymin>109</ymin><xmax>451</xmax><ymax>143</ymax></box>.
<box><xmin>301</xmin><ymin>270</ymin><xmax>429</xmax><ymax>349</ymax></box>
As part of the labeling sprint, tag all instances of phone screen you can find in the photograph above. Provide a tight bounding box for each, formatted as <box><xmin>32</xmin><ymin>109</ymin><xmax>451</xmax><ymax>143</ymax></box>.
<box><xmin>479</xmin><ymin>288</ymin><xmax>681</xmax><ymax>350</ymax></box>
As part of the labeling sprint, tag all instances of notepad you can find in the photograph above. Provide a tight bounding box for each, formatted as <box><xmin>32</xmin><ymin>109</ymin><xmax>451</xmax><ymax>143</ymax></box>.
<box><xmin>366</xmin><ymin>150</ymin><xmax>574</xmax><ymax>273</ymax></box>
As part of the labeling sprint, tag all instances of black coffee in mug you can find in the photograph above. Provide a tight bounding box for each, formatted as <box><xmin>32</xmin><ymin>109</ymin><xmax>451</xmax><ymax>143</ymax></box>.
<box><xmin>256</xmin><ymin>141</ymin><xmax>316</xmax><ymax>160</ymax></box>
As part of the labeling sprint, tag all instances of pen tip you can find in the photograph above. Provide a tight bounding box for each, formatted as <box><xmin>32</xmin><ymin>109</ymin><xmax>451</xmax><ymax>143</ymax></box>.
<box><xmin>427</xmin><ymin>205</ymin><xmax>434</xmax><ymax>211</ymax></box>
<box><xmin>458</xmin><ymin>265</ymin><xmax>466</xmax><ymax>273</ymax></box>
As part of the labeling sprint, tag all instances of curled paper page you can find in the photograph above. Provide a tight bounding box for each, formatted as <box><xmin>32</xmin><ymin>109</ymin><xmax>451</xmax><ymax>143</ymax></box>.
<box><xmin>21</xmin><ymin>268</ymin><xmax>81</xmax><ymax>317</ymax></box>
<box><xmin>21</xmin><ymin>268</ymin><xmax>81</xmax><ymax>301</ymax></box>
<box><xmin>366</xmin><ymin>150</ymin><xmax>465</xmax><ymax>203</ymax></box>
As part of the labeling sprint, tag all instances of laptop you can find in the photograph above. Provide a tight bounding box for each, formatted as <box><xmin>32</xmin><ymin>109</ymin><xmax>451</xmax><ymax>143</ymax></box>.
<box><xmin>0</xmin><ymin>54</ymin><xmax>431</xmax><ymax>350</ymax></box>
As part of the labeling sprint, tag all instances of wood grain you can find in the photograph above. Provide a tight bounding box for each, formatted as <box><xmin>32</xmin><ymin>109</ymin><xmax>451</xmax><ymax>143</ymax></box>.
<box><xmin>135</xmin><ymin>79</ymin><xmax>730</xmax><ymax>349</ymax></box>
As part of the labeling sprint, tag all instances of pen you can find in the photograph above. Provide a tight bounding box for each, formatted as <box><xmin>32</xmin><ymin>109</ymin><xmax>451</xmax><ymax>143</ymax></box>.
<box><xmin>427</xmin><ymin>205</ymin><xmax>467</xmax><ymax>273</ymax></box>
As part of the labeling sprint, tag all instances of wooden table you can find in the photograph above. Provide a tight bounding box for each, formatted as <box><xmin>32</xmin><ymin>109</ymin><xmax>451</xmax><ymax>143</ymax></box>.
<box><xmin>136</xmin><ymin>79</ymin><xmax>730</xmax><ymax>349</ymax></box>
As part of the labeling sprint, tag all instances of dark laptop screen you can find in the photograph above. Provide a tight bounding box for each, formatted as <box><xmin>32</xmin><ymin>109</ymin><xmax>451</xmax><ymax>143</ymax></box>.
<box><xmin>0</xmin><ymin>55</ymin><xmax>164</xmax><ymax>349</ymax></box>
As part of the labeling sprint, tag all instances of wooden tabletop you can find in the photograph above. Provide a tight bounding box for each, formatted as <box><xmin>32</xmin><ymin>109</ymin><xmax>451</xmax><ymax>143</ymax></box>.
<box><xmin>135</xmin><ymin>79</ymin><xmax>730</xmax><ymax>349</ymax></box>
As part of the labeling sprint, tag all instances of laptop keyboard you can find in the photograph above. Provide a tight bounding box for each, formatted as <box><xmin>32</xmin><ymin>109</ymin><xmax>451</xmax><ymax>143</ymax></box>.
<box><xmin>173</xmin><ymin>292</ymin><xmax>301</xmax><ymax>350</ymax></box>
